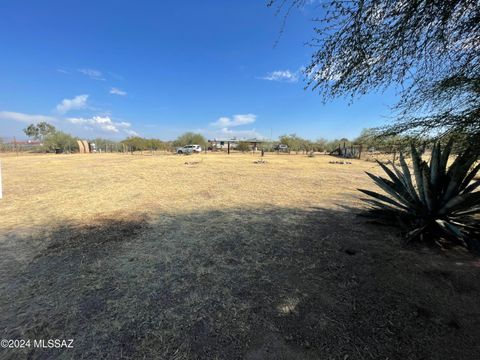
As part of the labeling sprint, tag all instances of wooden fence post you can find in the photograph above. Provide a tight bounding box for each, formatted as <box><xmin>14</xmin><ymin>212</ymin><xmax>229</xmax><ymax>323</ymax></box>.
<box><xmin>14</xmin><ymin>137</ymin><xmax>18</xmax><ymax>156</ymax></box>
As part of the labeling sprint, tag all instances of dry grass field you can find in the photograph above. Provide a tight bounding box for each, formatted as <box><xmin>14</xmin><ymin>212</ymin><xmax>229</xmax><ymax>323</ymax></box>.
<box><xmin>0</xmin><ymin>152</ymin><xmax>374</xmax><ymax>233</ymax></box>
<box><xmin>1</xmin><ymin>153</ymin><xmax>479</xmax><ymax>359</ymax></box>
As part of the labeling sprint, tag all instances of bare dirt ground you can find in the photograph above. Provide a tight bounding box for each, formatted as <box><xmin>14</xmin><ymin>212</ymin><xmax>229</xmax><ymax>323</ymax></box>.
<box><xmin>1</xmin><ymin>153</ymin><xmax>479</xmax><ymax>359</ymax></box>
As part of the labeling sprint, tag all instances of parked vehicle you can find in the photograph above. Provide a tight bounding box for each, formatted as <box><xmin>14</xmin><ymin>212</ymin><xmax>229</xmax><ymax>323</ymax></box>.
<box><xmin>176</xmin><ymin>144</ymin><xmax>202</xmax><ymax>154</ymax></box>
<box><xmin>274</xmin><ymin>144</ymin><xmax>289</xmax><ymax>152</ymax></box>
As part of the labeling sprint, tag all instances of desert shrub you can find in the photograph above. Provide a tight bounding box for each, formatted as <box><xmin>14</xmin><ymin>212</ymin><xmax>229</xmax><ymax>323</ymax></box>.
<box><xmin>44</xmin><ymin>131</ymin><xmax>78</xmax><ymax>153</ymax></box>
<box><xmin>359</xmin><ymin>141</ymin><xmax>480</xmax><ymax>252</ymax></box>
<box><xmin>121</xmin><ymin>137</ymin><xmax>148</xmax><ymax>152</ymax></box>
<box><xmin>173</xmin><ymin>132</ymin><xmax>207</xmax><ymax>148</ymax></box>
<box><xmin>236</xmin><ymin>142</ymin><xmax>251</xmax><ymax>152</ymax></box>
<box><xmin>92</xmin><ymin>138</ymin><xmax>122</xmax><ymax>152</ymax></box>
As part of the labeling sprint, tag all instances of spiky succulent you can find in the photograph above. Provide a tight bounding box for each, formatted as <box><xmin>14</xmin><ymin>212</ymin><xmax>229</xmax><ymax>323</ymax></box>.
<box><xmin>359</xmin><ymin>141</ymin><xmax>480</xmax><ymax>251</ymax></box>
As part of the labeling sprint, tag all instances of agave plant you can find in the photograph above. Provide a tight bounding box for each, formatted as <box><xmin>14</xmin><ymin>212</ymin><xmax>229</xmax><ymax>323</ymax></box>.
<box><xmin>359</xmin><ymin>141</ymin><xmax>480</xmax><ymax>251</ymax></box>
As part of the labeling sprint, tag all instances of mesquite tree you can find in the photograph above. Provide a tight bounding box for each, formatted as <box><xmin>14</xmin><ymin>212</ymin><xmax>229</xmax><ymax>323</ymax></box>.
<box><xmin>268</xmin><ymin>0</ymin><xmax>480</xmax><ymax>144</ymax></box>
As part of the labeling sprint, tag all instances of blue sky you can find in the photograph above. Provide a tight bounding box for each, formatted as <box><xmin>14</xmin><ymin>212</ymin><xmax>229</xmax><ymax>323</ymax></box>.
<box><xmin>0</xmin><ymin>0</ymin><xmax>397</xmax><ymax>141</ymax></box>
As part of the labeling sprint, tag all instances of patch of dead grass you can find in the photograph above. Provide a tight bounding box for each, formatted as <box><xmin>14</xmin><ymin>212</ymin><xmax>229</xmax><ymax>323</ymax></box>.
<box><xmin>0</xmin><ymin>153</ymin><xmax>380</xmax><ymax>233</ymax></box>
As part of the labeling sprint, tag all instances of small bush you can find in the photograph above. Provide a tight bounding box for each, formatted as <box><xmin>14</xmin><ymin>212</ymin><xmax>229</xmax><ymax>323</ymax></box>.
<box><xmin>236</xmin><ymin>142</ymin><xmax>251</xmax><ymax>153</ymax></box>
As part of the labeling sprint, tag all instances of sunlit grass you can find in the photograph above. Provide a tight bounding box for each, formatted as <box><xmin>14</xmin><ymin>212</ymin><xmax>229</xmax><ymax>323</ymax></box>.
<box><xmin>0</xmin><ymin>152</ymin><xmax>382</xmax><ymax>233</ymax></box>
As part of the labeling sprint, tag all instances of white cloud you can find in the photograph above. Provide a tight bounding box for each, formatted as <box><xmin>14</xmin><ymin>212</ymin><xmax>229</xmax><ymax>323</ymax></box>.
<box><xmin>0</xmin><ymin>111</ymin><xmax>56</xmax><ymax>123</ymax></box>
<box><xmin>56</xmin><ymin>94</ymin><xmax>89</xmax><ymax>114</ymax></box>
<box><xmin>66</xmin><ymin>117</ymin><xmax>88</xmax><ymax>125</ymax></box>
<box><xmin>67</xmin><ymin>115</ymin><xmax>136</xmax><ymax>135</ymax></box>
<box><xmin>260</xmin><ymin>70</ymin><xmax>298</xmax><ymax>82</ymax></box>
<box><xmin>218</xmin><ymin>127</ymin><xmax>264</xmax><ymax>138</ymax></box>
<box><xmin>201</xmin><ymin>113</ymin><xmax>263</xmax><ymax>140</ymax></box>
<box><xmin>117</xmin><ymin>121</ymin><xmax>131</xmax><ymax>127</ymax></box>
<box><xmin>110</xmin><ymin>87</ymin><xmax>127</xmax><ymax>96</ymax></box>
<box><xmin>211</xmin><ymin>114</ymin><xmax>256</xmax><ymax>128</ymax></box>
<box><xmin>124</xmin><ymin>129</ymin><xmax>139</xmax><ymax>136</ymax></box>
<box><xmin>78</xmin><ymin>68</ymin><xmax>105</xmax><ymax>81</ymax></box>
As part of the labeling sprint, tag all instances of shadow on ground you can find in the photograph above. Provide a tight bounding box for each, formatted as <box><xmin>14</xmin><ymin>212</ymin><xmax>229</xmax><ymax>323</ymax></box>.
<box><xmin>1</xmin><ymin>207</ymin><xmax>479</xmax><ymax>359</ymax></box>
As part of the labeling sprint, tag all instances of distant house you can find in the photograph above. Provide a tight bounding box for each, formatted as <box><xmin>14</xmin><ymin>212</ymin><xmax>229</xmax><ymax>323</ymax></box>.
<box><xmin>6</xmin><ymin>139</ymin><xmax>43</xmax><ymax>148</ymax></box>
<box><xmin>243</xmin><ymin>139</ymin><xmax>263</xmax><ymax>151</ymax></box>
<box><xmin>208</xmin><ymin>139</ymin><xmax>238</xmax><ymax>150</ymax></box>
<box><xmin>208</xmin><ymin>138</ymin><xmax>263</xmax><ymax>151</ymax></box>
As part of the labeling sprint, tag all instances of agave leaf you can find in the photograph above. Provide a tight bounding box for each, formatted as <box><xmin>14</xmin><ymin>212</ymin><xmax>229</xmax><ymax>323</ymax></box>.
<box><xmin>365</xmin><ymin>172</ymin><xmax>416</xmax><ymax>208</ymax></box>
<box><xmin>454</xmin><ymin>192</ymin><xmax>480</xmax><ymax>210</ymax></box>
<box><xmin>399</xmin><ymin>152</ymin><xmax>420</xmax><ymax>202</ymax></box>
<box><xmin>376</xmin><ymin>161</ymin><xmax>418</xmax><ymax>204</ymax></box>
<box><xmin>435</xmin><ymin>219</ymin><xmax>465</xmax><ymax>240</ymax></box>
<box><xmin>440</xmin><ymin>192</ymin><xmax>480</xmax><ymax>215</ymax></box>
<box><xmin>358</xmin><ymin>189</ymin><xmax>411</xmax><ymax>211</ymax></box>
<box><xmin>421</xmin><ymin>166</ymin><xmax>434</xmax><ymax>212</ymax></box>
<box><xmin>459</xmin><ymin>164</ymin><xmax>480</xmax><ymax>192</ymax></box>
<box><xmin>411</xmin><ymin>144</ymin><xmax>426</xmax><ymax>205</ymax></box>
<box><xmin>463</xmin><ymin>179</ymin><xmax>480</xmax><ymax>194</ymax></box>
<box><xmin>430</xmin><ymin>143</ymin><xmax>441</xmax><ymax>190</ymax></box>
<box><xmin>439</xmin><ymin>138</ymin><xmax>453</xmax><ymax>175</ymax></box>
<box><xmin>376</xmin><ymin>160</ymin><xmax>409</xmax><ymax>193</ymax></box>
<box><xmin>365</xmin><ymin>172</ymin><xmax>399</xmax><ymax>193</ymax></box>
<box><xmin>392</xmin><ymin>162</ymin><xmax>421</xmax><ymax>204</ymax></box>
<box><xmin>454</xmin><ymin>206</ymin><xmax>480</xmax><ymax>216</ymax></box>
<box><xmin>443</xmin><ymin>148</ymin><xmax>478</xmax><ymax>202</ymax></box>
<box><xmin>446</xmin><ymin>148</ymin><xmax>471</xmax><ymax>177</ymax></box>
<box><xmin>391</xmin><ymin>161</ymin><xmax>408</xmax><ymax>188</ymax></box>
<box><xmin>449</xmin><ymin>219</ymin><xmax>480</xmax><ymax>231</ymax></box>
<box><xmin>392</xmin><ymin>160</ymin><xmax>419</xmax><ymax>202</ymax></box>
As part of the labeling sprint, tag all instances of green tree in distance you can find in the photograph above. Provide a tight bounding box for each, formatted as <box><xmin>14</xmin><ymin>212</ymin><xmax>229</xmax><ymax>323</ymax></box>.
<box><xmin>173</xmin><ymin>132</ymin><xmax>207</xmax><ymax>148</ymax></box>
<box><xmin>120</xmin><ymin>137</ymin><xmax>171</xmax><ymax>152</ymax></box>
<box><xmin>44</xmin><ymin>131</ymin><xmax>78</xmax><ymax>152</ymax></box>
<box><xmin>23</xmin><ymin>121</ymin><xmax>56</xmax><ymax>141</ymax></box>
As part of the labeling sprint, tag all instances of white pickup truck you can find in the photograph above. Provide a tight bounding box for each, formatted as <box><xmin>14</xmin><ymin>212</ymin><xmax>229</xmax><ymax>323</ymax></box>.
<box><xmin>176</xmin><ymin>144</ymin><xmax>202</xmax><ymax>154</ymax></box>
